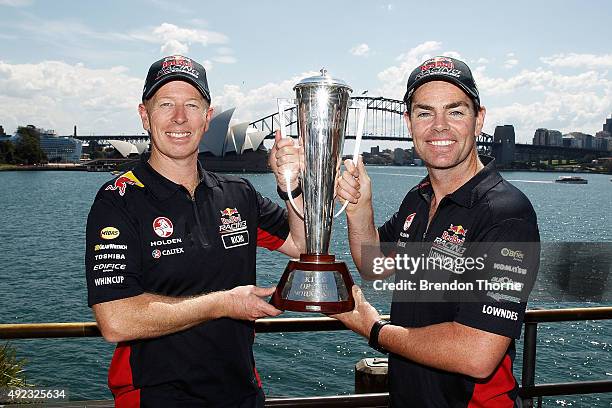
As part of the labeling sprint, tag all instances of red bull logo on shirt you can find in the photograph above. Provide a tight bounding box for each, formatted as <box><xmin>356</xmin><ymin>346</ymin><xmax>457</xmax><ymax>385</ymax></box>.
<box><xmin>220</xmin><ymin>208</ymin><xmax>238</xmax><ymax>217</ymax></box>
<box><xmin>448</xmin><ymin>224</ymin><xmax>468</xmax><ymax>237</ymax></box>
<box><xmin>219</xmin><ymin>207</ymin><xmax>247</xmax><ymax>233</ymax></box>
<box><xmin>105</xmin><ymin>171</ymin><xmax>144</xmax><ymax>197</ymax></box>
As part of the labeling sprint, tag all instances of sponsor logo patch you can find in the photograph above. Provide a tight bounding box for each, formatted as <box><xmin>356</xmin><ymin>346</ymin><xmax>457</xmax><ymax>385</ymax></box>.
<box><xmin>501</xmin><ymin>247</ymin><xmax>524</xmax><ymax>262</ymax></box>
<box><xmin>222</xmin><ymin>230</ymin><xmax>250</xmax><ymax>249</ymax></box>
<box><xmin>481</xmin><ymin>305</ymin><xmax>518</xmax><ymax>321</ymax></box>
<box><xmin>93</xmin><ymin>263</ymin><xmax>126</xmax><ymax>273</ymax></box>
<box><xmin>94</xmin><ymin>243</ymin><xmax>127</xmax><ymax>251</ymax></box>
<box><xmin>105</xmin><ymin>171</ymin><xmax>144</xmax><ymax>196</ymax></box>
<box><xmin>153</xmin><ymin>217</ymin><xmax>174</xmax><ymax>238</ymax></box>
<box><xmin>403</xmin><ymin>213</ymin><xmax>416</xmax><ymax>232</ymax></box>
<box><xmin>493</xmin><ymin>262</ymin><xmax>527</xmax><ymax>275</ymax></box>
<box><xmin>157</xmin><ymin>55</ymin><xmax>199</xmax><ymax>80</ymax></box>
<box><xmin>150</xmin><ymin>238</ymin><xmax>182</xmax><ymax>247</ymax></box>
<box><xmin>152</xmin><ymin>247</ymin><xmax>185</xmax><ymax>258</ymax></box>
<box><xmin>94</xmin><ymin>253</ymin><xmax>126</xmax><ymax>261</ymax></box>
<box><xmin>218</xmin><ymin>207</ymin><xmax>247</xmax><ymax>236</ymax></box>
<box><xmin>94</xmin><ymin>275</ymin><xmax>125</xmax><ymax>286</ymax></box>
<box><xmin>100</xmin><ymin>226</ymin><xmax>120</xmax><ymax>240</ymax></box>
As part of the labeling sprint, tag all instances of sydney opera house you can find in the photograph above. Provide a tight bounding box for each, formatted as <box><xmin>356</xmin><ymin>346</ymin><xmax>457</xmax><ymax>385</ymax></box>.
<box><xmin>108</xmin><ymin>108</ymin><xmax>270</xmax><ymax>172</ymax></box>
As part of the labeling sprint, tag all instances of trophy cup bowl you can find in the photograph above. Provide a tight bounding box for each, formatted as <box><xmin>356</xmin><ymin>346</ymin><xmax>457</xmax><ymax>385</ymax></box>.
<box><xmin>271</xmin><ymin>70</ymin><xmax>365</xmax><ymax>314</ymax></box>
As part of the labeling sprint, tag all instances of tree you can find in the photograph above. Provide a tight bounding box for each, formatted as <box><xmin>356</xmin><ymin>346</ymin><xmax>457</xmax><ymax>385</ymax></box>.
<box><xmin>0</xmin><ymin>141</ymin><xmax>16</xmax><ymax>164</ymax></box>
<box><xmin>0</xmin><ymin>342</ymin><xmax>31</xmax><ymax>387</ymax></box>
<box><xmin>14</xmin><ymin>126</ymin><xmax>47</xmax><ymax>165</ymax></box>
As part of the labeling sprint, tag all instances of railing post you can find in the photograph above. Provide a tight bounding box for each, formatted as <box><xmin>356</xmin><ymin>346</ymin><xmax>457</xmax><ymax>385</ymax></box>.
<box><xmin>521</xmin><ymin>322</ymin><xmax>538</xmax><ymax>408</ymax></box>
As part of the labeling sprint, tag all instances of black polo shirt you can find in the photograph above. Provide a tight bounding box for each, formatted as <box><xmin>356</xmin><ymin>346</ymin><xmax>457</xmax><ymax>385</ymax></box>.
<box><xmin>85</xmin><ymin>158</ymin><xmax>289</xmax><ymax>407</ymax></box>
<box><xmin>377</xmin><ymin>156</ymin><xmax>540</xmax><ymax>407</ymax></box>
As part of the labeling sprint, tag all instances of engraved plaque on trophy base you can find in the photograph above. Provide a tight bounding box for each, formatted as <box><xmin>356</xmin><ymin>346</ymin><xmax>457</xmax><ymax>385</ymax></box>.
<box><xmin>271</xmin><ymin>254</ymin><xmax>355</xmax><ymax>314</ymax></box>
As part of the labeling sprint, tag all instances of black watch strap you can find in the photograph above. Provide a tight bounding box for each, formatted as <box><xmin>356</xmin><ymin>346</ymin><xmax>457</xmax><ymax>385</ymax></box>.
<box><xmin>368</xmin><ymin>320</ymin><xmax>390</xmax><ymax>354</ymax></box>
<box><xmin>277</xmin><ymin>183</ymin><xmax>302</xmax><ymax>201</ymax></box>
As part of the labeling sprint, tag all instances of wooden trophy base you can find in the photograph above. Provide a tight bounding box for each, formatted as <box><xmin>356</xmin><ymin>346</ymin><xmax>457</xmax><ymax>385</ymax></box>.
<box><xmin>270</xmin><ymin>254</ymin><xmax>355</xmax><ymax>314</ymax></box>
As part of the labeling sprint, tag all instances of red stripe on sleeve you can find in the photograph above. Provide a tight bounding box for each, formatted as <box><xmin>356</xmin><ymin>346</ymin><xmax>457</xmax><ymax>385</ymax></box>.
<box><xmin>108</xmin><ymin>343</ymin><xmax>141</xmax><ymax>407</ymax></box>
<box><xmin>257</xmin><ymin>227</ymin><xmax>285</xmax><ymax>250</ymax></box>
<box><xmin>467</xmin><ymin>354</ymin><xmax>516</xmax><ymax>408</ymax></box>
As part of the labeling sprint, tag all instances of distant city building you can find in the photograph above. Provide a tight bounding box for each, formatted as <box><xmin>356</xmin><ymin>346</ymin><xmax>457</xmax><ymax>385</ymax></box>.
<box><xmin>548</xmin><ymin>130</ymin><xmax>563</xmax><ymax>147</ymax></box>
<box><xmin>38</xmin><ymin>130</ymin><xmax>83</xmax><ymax>162</ymax></box>
<box><xmin>11</xmin><ymin>126</ymin><xmax>83</xmax><ymax>162</ymax></box>
<box><xmin>371</xmin><ymin>146</ymin><xmax>380</xmax><ymax>155</ymax></box>
<box><xmin>532</xmin><ymin>128</ymin><xmax>562</xmax><ymax>146</ymax></box>
<box><xmin>604</xmin><ymin>116</ymin><xmax>612</xmax><ymax>133</ymax></box>
<box><xmin>533</xmin><ymin>128</ymin><xmax>547</xmax><ymax>146</ymax></box>
<box><xmin>594</xmin><ymin>131</ymin><xmax>612</xmax><ymax>151</ymax></box>
<box><xmin>562</xmin><ymin>135</ymin><xmax>581</xmax><ymax>148</ymax></box>
<box><xmin>564</xmin><ymin>132</ymin><xmax>594</xmax><ymax>150</ymax></box>
<box><xmin>0</xmin><ymin>125</ymin><xmax>5</xmax><ymax>136</ymax></box>
<box><xmin>594</xmin><ymin>136</ymin><xmax>609</xmax><ymax>151</ymax></box>
<box><xmin>492</xmin><ymin>125</ymin><xmax>515</xmax><ymax>165</ymax></box>
<box><xmin>393</xmin><ymin>148</ymin><xmax>408</xmax><ymax>165</ymax></box>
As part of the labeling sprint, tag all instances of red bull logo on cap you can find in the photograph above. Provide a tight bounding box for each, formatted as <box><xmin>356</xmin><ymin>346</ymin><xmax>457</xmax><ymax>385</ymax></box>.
<box><xmin>105</xmin><ymin>171</ymin><xmax>144</xmax><ymax>197</ymax></box>
<box><xmin>420</xmin><ymin>56</ymin><xmax>455</xmax><ymax>71</ymax></box>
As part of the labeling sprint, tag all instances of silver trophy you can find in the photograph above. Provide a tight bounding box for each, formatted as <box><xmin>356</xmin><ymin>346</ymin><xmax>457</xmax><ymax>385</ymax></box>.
<box><xmin>271</xmin><ymin>69</ymin><xmax>366</xmax><ymax>313</ymax></box>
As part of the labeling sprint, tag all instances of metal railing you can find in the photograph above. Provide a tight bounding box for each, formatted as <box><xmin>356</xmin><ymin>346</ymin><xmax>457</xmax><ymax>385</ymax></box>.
<box><xmin>1</xmin><ymin>307</ymin><xmax>611</xmax><ymax>407</ymax></box>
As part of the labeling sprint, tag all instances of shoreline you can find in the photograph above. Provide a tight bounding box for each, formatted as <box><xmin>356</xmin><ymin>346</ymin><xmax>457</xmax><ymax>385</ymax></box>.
<box><xmin>0</xmin><ymin>163</ymin><xmax>610</xmax><ymax>175</ymax></box>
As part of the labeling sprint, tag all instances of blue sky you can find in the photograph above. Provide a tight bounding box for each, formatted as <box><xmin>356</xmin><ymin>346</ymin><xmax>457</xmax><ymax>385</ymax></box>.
<box><xmin>0</xmin><ymin>0</ymin><xmax>611</xmax><ymax>144</ymax></box>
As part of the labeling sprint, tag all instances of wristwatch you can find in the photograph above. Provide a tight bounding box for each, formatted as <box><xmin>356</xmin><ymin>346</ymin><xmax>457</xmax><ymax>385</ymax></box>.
<box><xmin>277</xmin><ymin>183</ymin><xmax>302</xmax><ymax>201</ymax></box>
<box><xmin>368</xmin><ymin>320</ymin><xmax>390</xmax><ymax>354</ymax></box>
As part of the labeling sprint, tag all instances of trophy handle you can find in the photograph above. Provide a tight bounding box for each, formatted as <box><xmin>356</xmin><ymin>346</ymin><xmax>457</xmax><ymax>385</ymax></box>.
<box><xmin>334</xmin><ymin>99</ymin><xmax>367</xmax><ymax>218</ymax></box>
<box><xmin>277</xmin><ymin>98</ymin><xmax>304</xmax><ymax>219</ymax></box>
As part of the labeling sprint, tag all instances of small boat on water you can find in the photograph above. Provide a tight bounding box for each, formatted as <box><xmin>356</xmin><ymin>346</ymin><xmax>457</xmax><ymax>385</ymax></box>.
<box><xmin>555</xmin><ymin>176</ymin><xmax>588</xmax><ymax>184</ymax></box>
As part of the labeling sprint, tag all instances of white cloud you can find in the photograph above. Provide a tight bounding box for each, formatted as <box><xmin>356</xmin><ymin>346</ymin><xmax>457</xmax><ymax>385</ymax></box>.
<box><xmin>213</xmin><ymin>71</ymin><xmax>319</xmax><ymax>124</ymax></box>
<box><xmin>0</xmin><ymin>0</ymin><xmax>31</xmax><ymax>6</ymax></box>
<box><xmin>160</xmin><ymin>39</ymin><xmax>189</xmax><ymax>55</ymax></box>
<box><xmin>484</xmin><ymin>89</ymin><xmax>612</xmax><ymax>142</ymax></box>
<box><xmin>504</xmin><ymin>53</ymin><xmax>519</xmax><ymax>69</ymax></box>
<box><xmin>375</xmin><ymin>41</ymin><xmax>443</xmax><ymax>99</ymax></box>
<box><xmin>216</xmin><ymin>47</ymin><xmax>234</xmax><ymax>55</ymax></box>
<box><xmin>541</xmin><ymin>53</ymin><xmax>612</xmax><ymax>68</ymax></box>
<box><xmin>202</xmin><ymin>59</ymin><xmax>213</xmax><ymax>71</ymax></box>
<box><xmin>212</xmin><ymin>55</ymin><xmax>237</xmax><ymax>64</ymax></box>
<box><xmin>350</xmin><ymin>43</ymin><xmax>370</xmax><ymax>57</ymax></box>
<box><xmin>146</xmin><ymin>23</ymin><xmax>228</xmax><ymax>55</ymax></box>
<box><xmin>476</xmin><ymin>69</ymin><xmax>607</xmax><ymax>95</ymax></box>
<box><xmin>477</xmin><ymin>69</ymin><xmax>612</xmax><ymax>142</ymax></box>
<box><xmin>373</xmin><ymin>42</ymin><xmax>612</xmax><ymax>143</ymax></box>
<box><xmin>0</xmin><ymin>60</ymin><xmax>143</xmax><ymax>135</ymax></box>
<box><xmin>504</xmin><ymin>59</ymin><xmax>519</xmax><ymax>69</ymax></box>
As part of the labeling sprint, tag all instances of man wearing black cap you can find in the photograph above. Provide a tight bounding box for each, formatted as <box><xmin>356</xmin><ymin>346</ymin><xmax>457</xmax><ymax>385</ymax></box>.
<box><xmin>332</xmin><ymin>56</ymin><xmax>540</xmax><ymax>406</ymax></box>
<box><xmin>85</xmin><ymin>55</ymin><xmax>305</xmax><ymax>407</ymax></box>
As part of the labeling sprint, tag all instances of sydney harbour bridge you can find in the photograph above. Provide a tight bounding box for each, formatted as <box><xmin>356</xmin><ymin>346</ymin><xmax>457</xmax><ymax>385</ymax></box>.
<box><xmin>73</xmin><ymin>96</ymin><xmax>494</xmax><ymax>156</ymax></box>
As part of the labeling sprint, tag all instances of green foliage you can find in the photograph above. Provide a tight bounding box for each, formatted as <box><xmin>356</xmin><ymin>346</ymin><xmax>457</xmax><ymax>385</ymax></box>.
<box><xmin>0</xmin><ymin>141</ymin><xmax>16</xmax><ymax>164</ymax></box>
<box><xmin>0</xmin><ymin>343</ymin><xmax>30</xmax><ymax>388</ymax></box>
<box><xmin>14</xmin><ymin>126</ymin><xmax>47</xmax><ymax>165</ymax></box>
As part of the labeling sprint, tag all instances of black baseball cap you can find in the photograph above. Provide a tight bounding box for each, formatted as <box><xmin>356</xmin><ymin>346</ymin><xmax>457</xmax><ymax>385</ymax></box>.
<box><xmin>142</xmin><ymin>55</ymin><xmax>211</xmax><ymax>103</ymax></box>
<box><xmin>403</xmin><ymin>56</ymin><xmax>480</xmax><ymax>110</ymax></box>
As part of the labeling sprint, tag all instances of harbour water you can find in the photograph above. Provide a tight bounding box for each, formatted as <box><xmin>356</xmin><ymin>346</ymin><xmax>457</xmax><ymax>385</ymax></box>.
<box><xmin>0</xmin><ymin>167</ymin><xmax>610</xmax><ymax>406</ymax></box>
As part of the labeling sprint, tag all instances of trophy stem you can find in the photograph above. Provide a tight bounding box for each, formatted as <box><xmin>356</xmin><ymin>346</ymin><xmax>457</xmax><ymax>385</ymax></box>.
<box><xmin>300</xmin><ymin>254</ymin><xmax>335</xmax><ymax>263</ymax></box>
